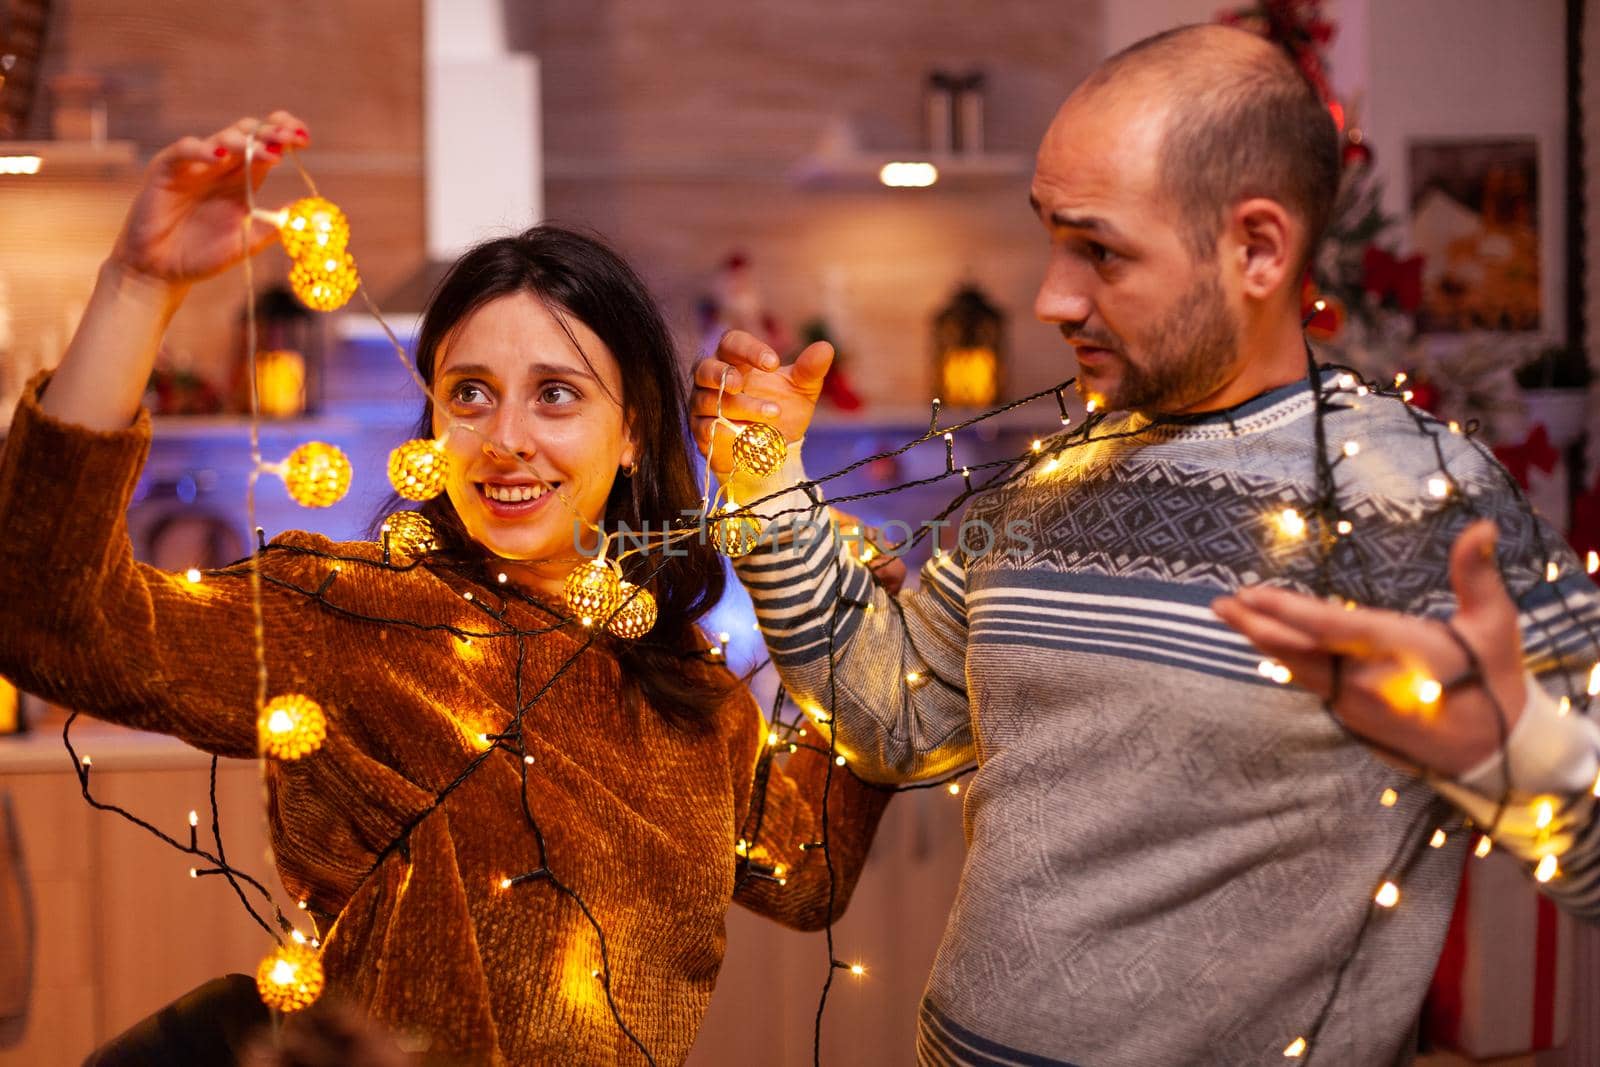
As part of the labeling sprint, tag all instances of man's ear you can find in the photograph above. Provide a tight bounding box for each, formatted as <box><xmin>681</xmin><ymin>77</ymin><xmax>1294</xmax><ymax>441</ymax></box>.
<box><xmin>1224</xmin><ymin>197</ymin><xmax>1296</xmax><ymax>301</ymax></box>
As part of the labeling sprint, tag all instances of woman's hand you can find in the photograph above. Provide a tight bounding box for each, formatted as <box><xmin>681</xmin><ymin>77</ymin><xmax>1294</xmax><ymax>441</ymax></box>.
<box><xmin>109</xmin><ymin>111</ymin><xmax>311</xmax><ymax>294</ymax></box>
<box><xmin>1211</xmin><ymin>520</ymin><xmax>1527</xmax><ymax>776</ymax></box>
<box><xmin>690</xmin><ymin>330</ymin><xmax>833</xmax><ymax>476</ymax></box>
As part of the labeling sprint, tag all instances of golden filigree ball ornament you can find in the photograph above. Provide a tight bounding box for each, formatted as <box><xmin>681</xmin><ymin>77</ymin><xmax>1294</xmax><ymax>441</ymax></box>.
<box><xmin>606</xmin><ymin>581</ymin><xmax>657</xmax><ymax>640</ymax></box>
<box><xmin>383</xmin><ymin>511</ymin><xmax>441</xmax><ymax>559</ymax></box>
<box><xmin>289</xmin><ymin>250</ymin><xmax>360</xmax><ymax>313</ymax></box>
<box><xmin>709</xmin><ymin>508</ymin><xmax>762</xmax><ymax>558</ymax></box>
<box><xmin>255</xmin><ymin>940</ymin><xmax>324</xmax><ymax>1013</ymax></box>
<box><xmin>388</xmin><ymin>438</ymin><xmax>450</xmax><ymax>501</ymax></box>
<box><xmin>281</xmin><ymin>442</ymin><xmax>352</xmax><ymax>508</ymax></box>
<box><xmin>731</xmin><ymin>422</ymin><xmax>787</xmax><ymax>478</ymax></box>
<box><xmin>258</xmin><ymin>694</ymin><xmax>328</xmax><ymax>761</ymax></box>
<box><xmin>563</xmin><ymin>559</ymin><xmax>623</xmax><ymax>625</ymax></box>
<box><xmin>277</xmin><ymin>197</ymin><xmax>351</xmax><ymax>261</ymax></box>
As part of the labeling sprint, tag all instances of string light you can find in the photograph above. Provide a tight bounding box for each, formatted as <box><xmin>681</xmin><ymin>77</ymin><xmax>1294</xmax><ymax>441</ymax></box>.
<box><xmin>710</xmin><ymin>508</ymin><xmax>762</xmax><ymax>558</ymax></box>
<box><xmin>1284</xmin><ymin>1037</ymin><xmax>1308</xmax><ymax>1058</ymax></box>
<box><xmin>1380</xmin><ymin>788</ymin><xmax>1398</xmax><ymax>807</ymax></box>
<box><xmin>1534</xmin><ymin>854</ymin><xmax>1559</xmax><ymax>883</ymax></box>
<box><xmin>1588</xmin><ymin>551</ymin><xmax>1599</xmax><ymax>575</ymax></box>
<box><xmin>257</xmin><ymin>694</ymin><xmax>327</xmax><ymax>761</ymax></box>
<box><xmin>731</xmin><ymin>422</ymin><xmax>787</xmax><ymax>478</ymax></box>
<box><xmin>1341</xmin><ymin>441</ymin><xmax>1360</xmax><ymax>457</ymax></box>
<box><xmin>280</xmin><ymin>442</ymin><xmax>352</xmax><ymax>508</ymax></box>
<box><xmin>1587</xmin><ymin>663</ymin><xmax>1600</xmax><ymax>697</ymax></box>
<box><xmin>1547</xmin><ymin>561</ymin><xmax>1561</xmax><ymax>583</ymax></box>
<box><xmin>256</xmin><ymin>941</ymin><xmax>324</xmax><ymax>1013</ymax></box>
<box><xmin>1276</xmin><ymin>508</ymin><xmax>1306</xmax><ymax>538</ymax></box>
<box><xmin>1532</xmin><ymin>798</ymin><xmax>1555</xmax><ymax>831</ymax></box>
<box><xmin>1559</xmin><ymin>696</ymin><xmax>1572</xmax><ymax>716</ymax></box>
<box><xmin>383</xmin><ymin>511</ymin><xmax>440</xmax><ymax>559</ymax></box>
<box><xmin>1429</xmin><ymin>829</ymin><xmax>1446</xmax><ymax>848</ymax></box>
<box><xmin>1474</xmin><ymin>835</ymin><xmax>1493</xmax><ymax>858</ymax></box>
<box><xmin>948</xmin><ymin>782</ymin><xmax>961</xmax><ymax>796</ymax></box>
<box><xmin>1426</xmin><ymin>476</ymin><xmax>1449</xmax><ymax>500</ymax></box>
<box><xmin>289</xmin><ymin>250</ymin><xmax>360</xmax><ymax>312</ymax></box>
<box><xmin>1258</xmin><ymin>659</ymin><xmax>1292</xmax><ymax>685</ymax></box>
<box><xmin>563</xmin><ymin>558</ymin><xmax>623</xmax><ymax>622</ymax></box>
<box><xmin>849</xmin><ymin>963</ymin><xmax>866</xmax><ymax>976</ymax></box>
<box><xmin>1335</xmin><ymin>520</ymin><xmax>1353</xmax><ymax>535</ymax></box>
<box><xmin>1414</xmin><ymin>677</ymin><xmax>1442</xmax><ymax>707</ymax></box>
<box><xmin>1374</xmin><ymin>881</ymin><xmax>1400</xmax><ymax>908</ymax></box>
<box><xmin>387</xmin><ymin>438</ymin><xmax>450</xmax><ymax>501</ymax></box>
<box><xmin>606</xmin><ymin>581</ymin><xmax>658</xmax><ymax>640</ymax></box>
<box><xmin>275</xmin><ymin>196</ymin><xmax>351</xmax><ymax>260</ymax></box>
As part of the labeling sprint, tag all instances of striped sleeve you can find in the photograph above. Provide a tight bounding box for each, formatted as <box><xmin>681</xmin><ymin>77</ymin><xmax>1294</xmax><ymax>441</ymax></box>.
<box><xmin>729</xmin><ymin>452</ymin><xmax>975</xmax><ymax>784</ymax></box>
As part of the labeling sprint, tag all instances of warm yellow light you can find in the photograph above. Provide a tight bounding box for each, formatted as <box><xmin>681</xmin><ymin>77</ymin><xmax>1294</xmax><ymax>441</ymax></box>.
<box><xmin>80</xmin><ymin>755</ymin><xmax>92</xmax><ymax>767</ymax></box>
<box><xmin>257</xmin><ymin>694</ymin><xmax>327</xmax><ymax>761</ymax></box>
<box><xmin>835</xmin><ymin>755</ymin><xmax>847</xmax><ymax>766</ymax></box>
<box><xmin>1276</xmin><ymin>508</ymin><xmax>1307</xmax><ymax>538</ymax></box>
<box><xmin>277</xmin><ymin>197</ymin><xmax>351</xmax><ymax>260</ymax></box>
<box><xmin>383</xmin><ymin>510</ymin><xmax>441</xmax><ymax>559</ymax></box>
<box><xmin>1336</xmin><ymin>520</ymin><xmax>1353</xmax><ymax>535</ymax></box>
<box><xmin>0</xmin><ymin>155</ymin><xmax>42</xmax><ymax>175</ymax></box>
<box><xmin>1448</xmin><ymin>420</ymin><xmax>1462</xmax><ymax>434</ymax></box>
<box><xmin>1085</xmin><ymin>398</ymin><xmax>1101</xmax><ymax>414</ymax></box>
<box><xmin>1589</xmin><ymin>551</ymin><xmax>1599</xmax><ymax>575</ymax></box>
<box><xmin>1394</xmin><ymin>372</ymin><xmax>1408</xmax><ymax>387</ymax></box>
<box><xmin>1031</xmin><ymin>439</ymin><xmax>1043</xmax><ymax>452</ymax></box>
<box><xmin>1474</xmin><ymin>835</ymin><xmax>1492</xmax><ymax>858</ymax></box>
<box><xmin>184</xmin><ymin>567</ymin><xmax>202</xmax><ymax>584</ymax></box>
<box><xmin>1336</xmin><ymin>374</ymin><xmax>1356</xmax><ymax>389</ymax></box>
<box><xmin>255</xmin><ymin>941</ymin><xmax>324</xmax><ymax>1013</ymax></box>
<box><xmin>1342</xmin><ymin>441</ymin><xmax>1360</xmax><ymax>457</ymax></box>
<box><xmin>1356</xmin><ymin>385</ymin><xmax>1370</xmax><ymax>397</ymax></box>
<box><xmin>500</xmin><ymin>877</ymin><xmax>513</xmax><ymax>889</ymax></box>
<box><xmin>849</xmin><ymin>963</ymin><xmax>866</xmax><ymax>976</ymax></box>
<box><xmin>606</xmin><ymin>581</ymin><xmax>658</xmax><ymax>640</ymax></box>
<box><xmin>767</xmin><ymin>731</ymin><xmax>779</xmax><ymax>746</ymax></box>
<box><xmin>1547</xmin><ymin>561</ymin><xmax>1561</xmax><ymax>583</ymax></box>
<box><xmin>1430</xmin><ymin>829</ymin><xmax>1447</xmax><ymax>848</ymax></box>
<box><xmin>1415</xmin><ymin>677</ymin><xmax>1442</xmax><ymax>706</ymax></box>
<box><xmin>1284</xmin><ymin>1036</ymin><xmax>1308</xmax><ymax>1058</ymax></box>
<box><xmin>1374</xmin><ymin>881</ymin><xmax>1400</xmax><ymax>908</ymax></box>
<box><xmin>1535</xmin><ymin>854</ymin><xmax>1559</xmax><ymax>883</ymax></box>
<box><xmin>387</xmin><ymin>438</ymin><xmax>449</xmax><ymax>501</ymax></box>
<box><xmin>710</xmin><ymin>509</ymin><xmax>763</xmax><ymax>558</ymax></box>
<box><xmin>1380</xmin><ymin>788</ymin><xmax>1398</xmax><ymax>807</ymax></box>
<box><xmin>1427</xmin><ymin>477</ymin><xmax>1449</xmax><ymax>499</ymax></box>
<box><xmin>1588</xmin><ymin>664</ymin><xmax>1600</xmax><ymax>697</ymax></box>
<box><xmin>1402</xmin><ymin>389</ymin><xmax>1415</xmax><ymax>402</ymax></box>
<box><xmin>289</xmin><ymin>251</ymin><xmax>360</xmax><ymax>312</ymax></box>
<box><xmin>878</xmin><ymin>161</ymin><xmax>938</xmax><ymax>187</ymax></box>
<box><xmin>281</xmin><ymin>441</ymin><xmax>353</xmax><ymax>508</ymax></box>
<box><xmin>188</xmin><ymin>810</ymin><xmax>199</xmax><ymax>827</ymax></box>
<box><xmin>1533</xmin><ymin>798</ymin><xmax>1555</xmax><ymax>830</ymax></box>
<box><xmin>1559</xmin><ymin>696</ymin><xmax>1572</xmax><ymax>716</ymax></box>
<box><xmin>564</xmin><ymin>559</ymin><xmax>623</xmax><ymax>621</ymax></box>
<box><xmin>731</xmin><ymin>422</ymin><xmax>788</xmax><ymax>478</ymax></box>
<box><xmin>948</xmin><ymin>782</ymin><xmax>961</xmax><ymax>796</ymax></box>
<box><xmin>1258</xmin><ymin>659</ymin><xmax>1292</xmax><ymax>685</ymax></box>
<box><xmin>1042</xmin><ymin>457</ymin><xmax>1060</xmax><ymax>474</ymax></box>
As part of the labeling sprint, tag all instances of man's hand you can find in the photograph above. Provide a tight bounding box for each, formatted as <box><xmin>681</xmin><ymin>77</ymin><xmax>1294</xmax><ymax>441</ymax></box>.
<box><xmin>691</xmin><ymin>330</ymin><xmax>834</xmax><ymax>477</ymax></box>
<box><xmin>1211</xmin><ymin>520</ymin><xmax>1527</xmax><ymax>776</ymax></box>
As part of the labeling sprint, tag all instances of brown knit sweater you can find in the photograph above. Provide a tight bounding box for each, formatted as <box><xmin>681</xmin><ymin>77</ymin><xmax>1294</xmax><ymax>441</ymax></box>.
<box><xmin>0</xmin><ymin>376</ymin><xmax>890</xmax><ymax>1065</ymax></box>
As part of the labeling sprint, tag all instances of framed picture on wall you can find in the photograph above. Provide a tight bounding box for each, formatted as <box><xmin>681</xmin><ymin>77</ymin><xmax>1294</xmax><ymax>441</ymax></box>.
<box><xmin>1408</xmin><ymin>138</ymin><xmax>1542</xmax><ymax>334</ymax></box>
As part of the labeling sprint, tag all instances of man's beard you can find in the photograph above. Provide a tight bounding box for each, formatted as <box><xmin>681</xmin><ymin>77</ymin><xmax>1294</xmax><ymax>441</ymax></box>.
<box><xmin>1075</xmin><ymin>267</ymin><xmax>1238</xmax><ymax>414</ymax></box>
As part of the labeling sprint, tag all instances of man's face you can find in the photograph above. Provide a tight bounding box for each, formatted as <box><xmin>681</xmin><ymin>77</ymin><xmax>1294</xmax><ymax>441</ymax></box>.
<box><xmin>1030</xmin><ymin>92</ymin><xmax>1241</xmax><ymax>415</ymax></box>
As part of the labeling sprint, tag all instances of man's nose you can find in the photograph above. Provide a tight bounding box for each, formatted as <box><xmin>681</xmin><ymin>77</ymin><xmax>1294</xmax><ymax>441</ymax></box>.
<box><xmin>1034</xmin><ymin>256</ymin><xmax>1093</xmax><ymax>325</ymax></box>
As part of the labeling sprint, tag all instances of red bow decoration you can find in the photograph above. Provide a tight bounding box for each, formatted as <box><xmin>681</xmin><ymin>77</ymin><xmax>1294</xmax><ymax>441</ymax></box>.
<box><xmin>1492</xmin><ymin>424</ymin><xmax>1559</xmax><ymax>490</ymax></box>
<box><xmin>1362</xmin><ymin>247</ymin><xmax>1425</xmax><ymax>312</ymax></box>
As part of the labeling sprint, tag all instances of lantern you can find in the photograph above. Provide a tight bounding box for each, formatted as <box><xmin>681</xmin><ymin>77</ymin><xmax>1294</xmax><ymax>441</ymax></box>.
<box><xmin>383</xmin><ymin>511</ymin><xmax>441</xmax><ymax>560</ymax></box>
<box><xmin>255</xmin><ymin>940</ymin><xmax>324</xmax><ymax>1013</ymax></box>
<box><xmin>258</xmin><ymin>694</ymin><xmax>327</xmax><ymax>761</ymax></box>
<box><xmin>280</xmin><ymin>442</ymin><xmax>352</xmax><ymax>508</ymax></box>
<box><xmin>388</xmin><ymin>439</ymin><xmax>449</xmax><ymax>501</ymax></box>
<box><xmin>606</xmin><ymin>581</ymin><xmax>658</xmax><ymax>640</ymax></box>
<box><xmin>564</xmin><ymin>559</ymin><xmax>623</xmax><ymax>624</ymax></box>
<box><xmin>932</xmin><ymin>283</ymin><xmax>1005</xmax><ymax>408</ymax></box>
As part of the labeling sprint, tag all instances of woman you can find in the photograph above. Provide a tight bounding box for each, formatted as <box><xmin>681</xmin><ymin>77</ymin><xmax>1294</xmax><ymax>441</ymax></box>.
<box><xmin>0</xmin><ymin>112</ymin><xmax>888</xmax><ymax>1064</ymax></box>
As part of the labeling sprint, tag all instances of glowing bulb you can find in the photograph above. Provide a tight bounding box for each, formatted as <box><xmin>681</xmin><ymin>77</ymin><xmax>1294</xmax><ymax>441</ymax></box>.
<box><xmin>1336</xmin><ymin>520</ymin><xmax>1353</xmax><ymax>535</ymax></box>
<box><xmin>500</xmin><ymin>877</ymin><xmax>513</xmax><ymax>890</ymax></box>
<box><xmin>835</xmin><ymin>755</ymin><xmax>846</xmax><ymax>766</ymax></box>
<box><xmin>257</xmin><ymin>694</ymin><xmax>327</xmax><ymax>761</ymax></box>
<box><xmin>905</xmin><ymin>670</ymin><xmax>923</xmax><ymax>687</ymax></box>
<box><xmin>1559</xmin><ymin>696</ymin><xmax>1572</xmax><ymax>716</ymax></box>
<box><xmin>1341</xmin><ymin>441</ymin><xmax>1360</xmax><ymax>458</ymax></box>
<box><xmin>387</xmin><ymin>438</ymin><xmax>450</xmax><ymax>501</ymax></box>
<box><xmin>1415</xmin><ymin>677</ymin><xmax>1442</xmax><ymax>706</ymax></box>
<box><xmin>1535</xmin><ymin>854</ymin><xmax>1559</xmax><ymax>883</ymax></box>
<box><xmin>189</xmin><ymin>868</ymin><xmax>199</xmax><ymax>878</ymax></box>
<box><xmin>1258</xmin><ymin>659</ymin><xmax>1292</xmax><ymax>685</ymax></box>
<box><xmin>281</xmin><ymin>442</ymin><xmax>352</xmax><ymax>508</ymax></box>
<box><xmin>849</xmin><ymin>963</ymin><xmax>866</xmax><ymax>976</ymax></box>
<box><xmin>1336</xmin><ymin>374</ymin><xmax>1355</xmax><ymax>390</ymax></box>
<box><xmin>564</xmin><ymin>559</ymin><xmax>623</xmax><ymax>621</ymax></box>
<box><xmin>731</xmin><ymin>422</ymin><xmax>787</xmax><ymax>478</ymax></box>
<box><xmin>767</xmin><ymin>731</ymin><xmax>779</xmax><ymax>746</ymax></box>
<box><xmin>948</xmin><ymin>782</ymin><xmax>961</xmax><ymax>796</ymax></box>
<box><xmin>0</xmin><ymin>155</ymin><xmax>42</xmax><ymax>175</ymax></box>
<box><xmin>1031</xmin><ymin>439</ymin><xmax>1043</xmax><ymax>452</ymax></box>
<box><xmin>277</xmin><ymin>197</ymin><xmax>351</xmax><ymax>260</ymax></box>
<box><xmin>1380</xmin><ymin>788</ymin><xmax>1398</xmax><ymax>807</ymax></box>
<box><xmin>1402</xmin><ymin>389</ymin><xmax>1415</xmax><ymax>402</ymax></box>
<box><xmin>1588</xmin><ymin>551</ymin><xmax>1600</xmax><ymax>575</ymax></box>
<box><xmin>1448</xmin><ymin>420</ymin><xmax>1462</xmax><ymax>434</ymax></box>
<box><xmin>710</xmin><ymin>509</ymin><xmax>763</xmax><ymax>558</ymax></box>
<box><xmin>1394</xmin><ymin>372</ymin><xmax>1408</xmax><ymax>387</ymax></box>
<box><xmin>878</xmin><ymin>161</ymin><xmax>939</xmax><ymax>187</ymax></box>
<box><xmin>1547</xmin><ymin>561</ymin><xmax>1561</xmax><ymax>583</ymax></box>
<box><xmin>383</xmin><ymin>511</ymin><xmax>440</xmax><ymax>559</ymax></box>
<box><xmin>1533</xmin><ymin>798</ymin><xmax>1555</xmax><ymax>830</ymax></box>
<box><xmin>498</xmin><ymin>572</ymin><xmax>508</xmax><ymax>584</ymax></box>
<box><xmin>1426</xmin><ymin>477</ymin><xmax>1449</xmax><ymax>499</ymax></box>
<box><xmin>524</xmin><ymin>754</ymin><xmax>535</xmax><ymax>765</ymax></box>
<box><xmin>1284</xmin><ymin>1037</ymin><xmax>1308</xmax><ymax>1058</ymax></box>
<box><xmin>1276</xmin><ymin>508</ymin><xmax>1306</xmax><ymax>538</ymax></box>
<box><xmin>1374</xmin><ymin>881</ymin><xmax>1400</xmax><ymax>908</ymax></box>
<box><xmin>288</xmin><ymin>250</ymin><xmax>360</xmax><ymax>312</ymax></box>
<box><xmin>1356</xmin><ymin>385</ymin><xmax>1370</xmax><ymax>397</ymax></box>
<box><xmin>606</xmin><ymin>581</ymin><xmax>658</xmax><ymax>640</ymax></box>
<box><xmin>80</xmin><ymin>755</ymin><xmax>92</xmax><ymax>767</ymax></box>
<box><xmin>1085</xmin><ymin>398</ymin><xmax>1100</xmax><ymax>414</ymax></box>
<box><xmin>184</xmin><ymin>567</ymin><xmax>202</xmax><ymax>584</ymax></box>
<box><xmin>1474</xmin><ymin>835</ymin><xmax>1492</xmax><ymax>858</ymax></box>
<box><xmin>255</xmin><ymin>941</ymin><xmax>324</xmax><ymax>1013</ymax></box>
<box><xmin>188</xmin><ymin>810</ymin><xmax>199</xmax><ymax>827</ymax></box>
<box><xmin>1588</xmin><ymin>663</ymin><xmax>1600</xmax><ymax>697</ymax></box>
<box><xmin>1430</xmin><ymin>829</ymin><xmax>1447</xmax><ymax>848</ymax></box>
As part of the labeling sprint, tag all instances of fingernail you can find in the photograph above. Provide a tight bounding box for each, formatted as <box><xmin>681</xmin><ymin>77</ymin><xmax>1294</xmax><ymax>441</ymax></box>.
<box><xmin>264</xmin><ymin>142</ymin><xmax>283</xmax><ymax>155</ymax></box>
<box><xmin>763</xmin><ymin>403</ymin><xmax>780</xmax><ymax>417</ymax></box>
<box><xmin>213</xmin><ymin>146</ymin><xmax>228</xmax><ymax>159</ymax></box>
<box><xmin>294</xmin><ymin>127</ymin><xmax>308</xmax><ymax>139</ymax></box>
<box><xmin>762</xmin><ymin>351</ymin><xmax>779</xmax><ymax>369</ymax></box>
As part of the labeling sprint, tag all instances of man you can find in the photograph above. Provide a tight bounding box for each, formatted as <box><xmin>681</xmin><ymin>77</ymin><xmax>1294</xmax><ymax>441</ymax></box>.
<box><xmin>693</xmin><ymin>24</ymin><xmax>1600</xmax><ymax>1066</ymax></box>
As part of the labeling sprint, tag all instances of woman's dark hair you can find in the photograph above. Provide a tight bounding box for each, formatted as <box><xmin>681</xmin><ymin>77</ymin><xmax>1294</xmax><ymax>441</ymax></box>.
<box><xmin>374</xmin><ymin>224</ymin><xmax>735</xmax><ymax>727</ymax></box>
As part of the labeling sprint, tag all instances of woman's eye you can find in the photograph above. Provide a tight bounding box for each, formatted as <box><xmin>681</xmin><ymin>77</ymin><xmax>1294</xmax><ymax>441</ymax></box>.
<box><xmin>539</xmin><ymin>383</ymin><xmax>580</xmax><ymax>405</ymax></box>
<box><xmin>449</xmin><ymin>382</ymin><xmax>490</xmax><ymax>406</ymax></box>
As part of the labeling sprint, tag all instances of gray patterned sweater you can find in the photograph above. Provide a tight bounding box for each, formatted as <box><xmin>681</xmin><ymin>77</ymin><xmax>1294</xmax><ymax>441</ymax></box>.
<box><xmin>730</xmin><ymin>375</ymin><xmax>1600</xmax><ymax>1066</ymax></box>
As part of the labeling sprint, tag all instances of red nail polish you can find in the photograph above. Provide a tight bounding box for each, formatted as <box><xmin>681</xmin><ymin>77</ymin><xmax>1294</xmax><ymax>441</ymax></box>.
<box><xmin>213</xmin><ymin>146</ymin><xmax>228</xmax><ymax>158</ymax></box>
<box><xmin>294</xmin><ymin>127</ymin><xmax>308</xmax><ymax>139</ymax></box>
<box><xmin>264</xmin><ymin>142</ymin><xmax>283</xmax><ymax>155</ymax></box>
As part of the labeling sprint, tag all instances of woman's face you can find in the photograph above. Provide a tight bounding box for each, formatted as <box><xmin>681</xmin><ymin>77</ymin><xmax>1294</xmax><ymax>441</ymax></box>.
<box><xmin>431</xmin><ymin>291</ymin><xmax>636</xmax><ymax>581</ymax></box>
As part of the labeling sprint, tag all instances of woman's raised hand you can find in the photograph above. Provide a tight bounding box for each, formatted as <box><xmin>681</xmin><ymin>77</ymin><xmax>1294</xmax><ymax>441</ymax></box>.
<box><xmin>109</xmin><ymin>111</ymin><xmax>311</xmax><ymax>292</ymax></box>
<box><xmin>690</xmin><ymin>330</ymin><xmax>834</xmax><ymax>477</ymax></box>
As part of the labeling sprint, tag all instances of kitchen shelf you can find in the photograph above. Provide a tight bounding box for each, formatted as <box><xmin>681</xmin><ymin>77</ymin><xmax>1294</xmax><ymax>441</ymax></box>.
<box><xmin>0</xmin><ymin>139</ymin><xmax>138</xmax><ymax>176</ymax></box>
